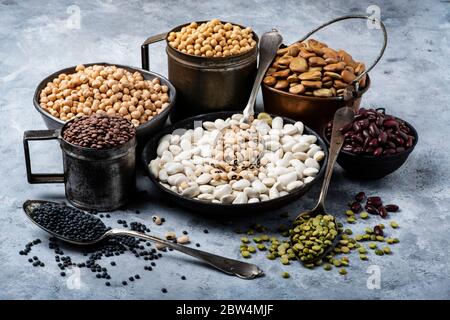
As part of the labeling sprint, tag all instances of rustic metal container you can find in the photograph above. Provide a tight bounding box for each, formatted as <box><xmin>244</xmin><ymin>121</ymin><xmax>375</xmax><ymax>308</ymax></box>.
<box><xmin>33</xmin><ymin>62</ymin><xmax>176</xmax><ymax>146</ymax></box>
<box><xmin>23</xmin><ymin>124</ymin><xmax>136</xmax><ymax>212</ymax></box>
<box><xmin>262</xmin><ymin>76</ymin><xmax>371</xmax><ymax>134</ymax></box>
<box><xmin>141</xmin><ymin>21</ymin><xmax>259</xmax><ymax>122</ymax></box>
<box><xmin>262</xmin><ymin>15</ymin><xmax>387</xmax><ymax>135</ymax></box>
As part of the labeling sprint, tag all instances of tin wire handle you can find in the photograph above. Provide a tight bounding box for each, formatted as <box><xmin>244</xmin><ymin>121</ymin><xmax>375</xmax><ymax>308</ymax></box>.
<box><xmin>298</xmin><ymin>14</ymin><xmax>387</xmax><ymax>89</ymax></box>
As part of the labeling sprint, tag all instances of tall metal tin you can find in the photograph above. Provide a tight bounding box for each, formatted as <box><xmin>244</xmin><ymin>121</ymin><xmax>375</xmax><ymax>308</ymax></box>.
<box><xmin>23</xmin><ymin>127</ymin><xmax>136</xmax><ymax>212</ymax></box>
<box><xmin>141</xmin><ymin>21</ymin><xmax>259</xmax><ymax>122</ymax></box>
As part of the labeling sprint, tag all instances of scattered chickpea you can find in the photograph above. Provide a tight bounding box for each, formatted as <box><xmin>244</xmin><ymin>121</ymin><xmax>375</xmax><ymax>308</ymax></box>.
<box><xmin>39</xmin><ymin>65</ymin><xmax>170</xmax><ymax>126</ymax></box>
<box><xmin>168</xmin><ymin>19</ymin><xmax>256</xmax><ymax>58</ymax></box>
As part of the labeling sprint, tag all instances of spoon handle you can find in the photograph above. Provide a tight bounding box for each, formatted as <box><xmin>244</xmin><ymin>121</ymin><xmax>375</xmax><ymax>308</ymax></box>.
<box><xmin>107</xmin><ymin>229</ymin><xmax>264</xmax><ymax>279</ymax></box>
<box><xmin>242</xmin><ymin>29</ymin><xmax>283</xmax><ymax>122</ymax></box>
<box><xmin>314</xmin><ymin>107</ymin><xmax>355</xmax><ymax>212</ymax></box>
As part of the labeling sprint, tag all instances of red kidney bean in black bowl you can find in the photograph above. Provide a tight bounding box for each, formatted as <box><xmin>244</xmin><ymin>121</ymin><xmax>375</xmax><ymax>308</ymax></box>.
<box><xmin>323</xmin><ymin>108</ymin><xmax>418</xmax><ymax>179</ymax></box>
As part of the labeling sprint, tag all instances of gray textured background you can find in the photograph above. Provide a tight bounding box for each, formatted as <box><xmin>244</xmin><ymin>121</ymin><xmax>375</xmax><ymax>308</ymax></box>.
<box><xmin>0</xmin><ymin>0</ymin><xmax>449</xmax><ymax>300</ymax></box>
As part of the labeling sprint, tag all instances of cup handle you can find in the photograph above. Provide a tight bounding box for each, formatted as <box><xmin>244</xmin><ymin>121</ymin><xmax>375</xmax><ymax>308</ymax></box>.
<box><xmin>141</xmin><ymin>32</ymin><xmax>167</xmax><ymax>71</ymax></box>
<box><xmin>23</xmin><ymin>130</ymin><xmax>64</xmax><ymax>184</ymax></box>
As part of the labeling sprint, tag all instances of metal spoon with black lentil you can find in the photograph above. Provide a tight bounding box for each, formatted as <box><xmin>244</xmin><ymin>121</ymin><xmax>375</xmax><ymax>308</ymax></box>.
<box><xmin>290</xmin><ymin>107</ymin><xmax>355</xmax><ymax>265</ymax></box>
<box><xmin>23</xmin><ymin>200</ymin><xmax>263</xmax><ymax>279</ymax></box>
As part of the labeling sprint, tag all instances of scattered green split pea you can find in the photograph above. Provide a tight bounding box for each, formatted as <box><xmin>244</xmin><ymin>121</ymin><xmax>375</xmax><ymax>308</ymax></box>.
<box><xmin>390</xmin><ymin>221</ymin><xmax>399</xmax><ymax>228</ymax></box>
<box><xmin>360</xmin><ymin>212</ymin><xmax>369</xmax><ymax>219</ymax></box>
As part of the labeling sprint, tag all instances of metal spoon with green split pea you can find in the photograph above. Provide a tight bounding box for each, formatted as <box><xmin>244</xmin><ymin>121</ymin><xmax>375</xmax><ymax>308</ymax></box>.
<box><xmin>23</xmin><ymin>200</ymin><xmax>264</xmax><ymax>279</ymax></box>
<box><xmin>290</xmin><ymin>107</ymin><xmax>355</xmax><ymax>265</ymax></box>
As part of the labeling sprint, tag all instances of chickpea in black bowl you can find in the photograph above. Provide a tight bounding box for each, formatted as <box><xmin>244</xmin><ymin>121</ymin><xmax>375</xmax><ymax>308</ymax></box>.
<box><xmin>324</xmin><ymin>108</ymin><xmax>418</xmax><ymax>179</ymax></box>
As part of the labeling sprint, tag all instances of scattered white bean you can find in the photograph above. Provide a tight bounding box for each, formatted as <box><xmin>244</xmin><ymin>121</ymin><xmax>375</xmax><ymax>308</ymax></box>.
<box><xmin>177</xmin><ymin>235</ymin><xmax>190</xmax><ymax>244</ymax></box>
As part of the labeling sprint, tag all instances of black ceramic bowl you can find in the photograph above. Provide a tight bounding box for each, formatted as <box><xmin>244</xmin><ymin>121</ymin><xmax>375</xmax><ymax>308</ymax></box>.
<box><xmin>142</xmin><ymin>111</ymin><xmax>328</xmax><ymax>215</ymax></box>
<box><xmin>33</xmin><ymin>62</ymin><xmax>176</xmax><ymax>146</ymax></box>
<box><xmin>323</xmin><ymin>119</ymin><xmax>418</xmax><ymax>179</ymax></box>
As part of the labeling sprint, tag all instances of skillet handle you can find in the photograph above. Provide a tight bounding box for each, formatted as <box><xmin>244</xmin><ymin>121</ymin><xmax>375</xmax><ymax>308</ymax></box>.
<box><xmin>141</xmin><ymin>32</ymin><xmax>167</xmax><ymax>71</ymax></box>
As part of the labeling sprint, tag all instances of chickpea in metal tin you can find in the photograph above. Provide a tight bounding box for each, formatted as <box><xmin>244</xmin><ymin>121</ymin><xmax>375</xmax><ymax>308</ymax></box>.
<box><xmin>167</xmin><ymin>19</ymin><xmax>257</xmax><ymax>57</ymax></box>
<box><xmin>39</xmin><ymin>64</ymin><xmax>170</xmax><ymax>127</ymax></box>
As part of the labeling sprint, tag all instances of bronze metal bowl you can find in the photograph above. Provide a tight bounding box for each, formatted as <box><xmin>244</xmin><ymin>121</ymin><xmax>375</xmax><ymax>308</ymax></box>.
<box><xmin>262</xmin><ymin>75</ymin><xmax>371</xmax><ymax>136</ymax></box>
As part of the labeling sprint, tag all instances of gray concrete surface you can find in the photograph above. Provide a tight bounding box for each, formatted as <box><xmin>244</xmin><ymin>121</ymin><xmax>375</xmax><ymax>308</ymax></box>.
<box><xmin>0</xmin><ymin>0</ymin><xmax>449</xmax><ymax>300</ymax></box>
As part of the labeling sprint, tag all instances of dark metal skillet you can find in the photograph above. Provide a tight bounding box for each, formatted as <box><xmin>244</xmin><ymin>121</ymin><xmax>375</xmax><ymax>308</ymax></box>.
<box><xmin>142</xmin><ymin>112</ymin><xmax>328</xmax><ymax>215</ymax></box>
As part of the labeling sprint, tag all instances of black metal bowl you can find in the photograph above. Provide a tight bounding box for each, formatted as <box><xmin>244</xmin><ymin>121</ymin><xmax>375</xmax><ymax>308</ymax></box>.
<box><xmin>323</xmin><ymin>118</ymin><xmax>418</xmax><ymax>179</ymax></box>
<box><xmin>141</xmin><ymin>111</ymin><xmax>328</xmax><ymax>215</ymax></box>
<box><xmin>33</xmin><ymin>62</ymin><xmax>176</xmax><ymax>146</ymax></box>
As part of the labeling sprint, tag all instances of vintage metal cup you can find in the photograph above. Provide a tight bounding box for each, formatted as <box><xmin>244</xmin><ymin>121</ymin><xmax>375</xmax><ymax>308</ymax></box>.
<box><xmin>141</xmin><ymin>21</ymin><xmax>259</xmax><ymax>122</ymax></box>
<box><xmin>23</xmin><ymin>124</ymin><xmax>136</xmax><ymax>212</ymax></box>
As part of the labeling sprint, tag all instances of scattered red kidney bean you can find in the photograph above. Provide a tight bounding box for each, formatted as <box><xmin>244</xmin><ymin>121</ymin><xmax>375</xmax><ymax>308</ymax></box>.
<box><xmin>350</xmin><ymin>201</ymin><xmax>362</xmax><ymax>213</ymax></box>
<box><xmin>378</xmin><ymin>206</ymin><xmax>388</xmax><ymax>218</ymax></box>
<box><xmin>325</xmin><ymin>108</ymin><xmax>415</xmax><ymax>156</ymax></box>
<box><xmin>367</xmin><ymin>196</ymin><xmax>382</xmax><ymax>208</ymax></box>
<box><xmin>355</xmin><ymin>192</ymin><xmax>365</xmax><ymax>202</ymax></box>
<box><xmin>373</xmin><ymin>225</ymin><xmax>384</xmax><ymax>237</ymax></box>
<box><xmin>365</xmin><ymin>205</ymin><xmax>379</xmax><ymax>215</ymax></box>
<box><xmin>385</xmin><ymin>204</ymin><xmax>399</xmax><ymax>212</ymax></box>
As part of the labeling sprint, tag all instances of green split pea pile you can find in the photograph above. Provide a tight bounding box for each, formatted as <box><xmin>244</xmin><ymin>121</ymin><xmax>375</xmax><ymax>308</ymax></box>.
<box><xmin>236</xmin><ymin>192</ymin><xmax>401</xmax><ymax>278</ymax></box>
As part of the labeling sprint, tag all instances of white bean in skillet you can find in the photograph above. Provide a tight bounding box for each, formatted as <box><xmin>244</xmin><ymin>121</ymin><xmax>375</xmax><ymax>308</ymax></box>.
<box><xmin>149</xmin><ymin>113</ymin><xmax>324</xmax><ymax>204</ymax></box>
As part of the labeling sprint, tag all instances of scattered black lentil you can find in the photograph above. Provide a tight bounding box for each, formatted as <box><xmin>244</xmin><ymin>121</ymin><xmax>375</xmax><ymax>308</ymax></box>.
<box><xmin>161</xmin><ymin>288</ymin><xmax>167</xmax><ymax>293</ymax></box>
<box><xmin>181</xmin><ymin>276</ymin><xmax>186</xmax><ymax>280</ymax></box>
<box><xmin>195</xmin><ymin>243</ymin><xmax>201</xmax><ymax>247</ymax></box>
<box><xmin>203</xmin><ymin>229</ymin><xmax>209</xmax><ymax>234</ymax></box>
<box><xmin>21</xmin><ymin>204</ymin><xmax>163</xmax><ymax>288</ymax></box>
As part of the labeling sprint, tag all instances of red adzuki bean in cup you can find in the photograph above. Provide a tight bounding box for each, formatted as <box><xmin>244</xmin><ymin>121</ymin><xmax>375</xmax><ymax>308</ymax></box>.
<box><xmin>63</xmin><ymin>114</ymin><xmax>136</xmax><ymax>149</ymax></box>
<box><xmin>325</xmin><ymin>108</ymin><xmax>415</xmax><ymax>156</ymax></box>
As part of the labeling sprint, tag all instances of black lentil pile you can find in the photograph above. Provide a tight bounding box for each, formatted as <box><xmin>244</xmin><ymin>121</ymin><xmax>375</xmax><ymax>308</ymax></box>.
<box><xmin>62</xmin><ymin>114</ymin><xmax>136</xmax><ymax>149</ymax></box>
<box><xmin>21</xmin><ymin>203</ymin><xmax>167</xmax><ymax>289</ymax></box>
<box><xmin>33</xmin><ymin>203</ymin><xmax>107</xmax><ymax>243</ymax></box>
